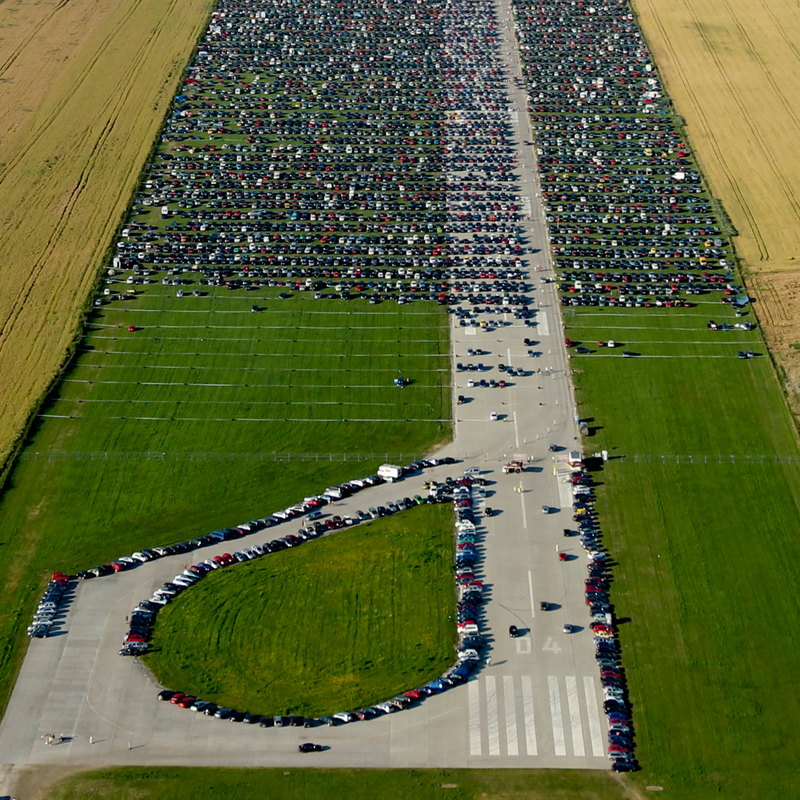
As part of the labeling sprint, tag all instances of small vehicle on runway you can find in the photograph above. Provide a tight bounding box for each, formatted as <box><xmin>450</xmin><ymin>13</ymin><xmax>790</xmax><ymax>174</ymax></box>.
<box><xmin>540</xmin><ymin>601</ymin><xmax>550</xmax><ymax>611</ymax></box>
<box><xmin>508</xmin><ymin>625</ymin><xmax>519</xmax><ymax>638</ymax></box>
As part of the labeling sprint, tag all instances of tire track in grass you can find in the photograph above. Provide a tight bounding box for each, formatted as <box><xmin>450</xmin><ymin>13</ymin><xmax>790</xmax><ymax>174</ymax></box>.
<box><xmin>705</xmin><ymin>0</ymin><xmax>800</xmax><ymax>224</ymax></box>
<box><xmin>639</xmin><ymin>0</ymin><xmax>768</xmax><ymax>260</ymax></box>
<box><xmin>0</xmin><ymin>0</ymin><xmax>183</xmax><ymax>355</ymax></box>
<box><xmin>0</xmin><ymin>0</ymin><xmax>73</xmax><ymax>78</ymax></box>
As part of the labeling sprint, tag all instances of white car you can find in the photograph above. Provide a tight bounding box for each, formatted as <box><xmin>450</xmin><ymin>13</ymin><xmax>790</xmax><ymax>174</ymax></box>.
<box><xmin>489</xmin><ymin>411</ymin><xmax>498</xmax><ymax>421</ymax></box>
<box><xmin>457</xmin><ymin>648</ymin><xmax>480</xmax><ymax>661</ymax></box>
<box><xmin>463</xmin><ymin>467</ymin><xmax>481</xmax><ymax>475</ymax></box>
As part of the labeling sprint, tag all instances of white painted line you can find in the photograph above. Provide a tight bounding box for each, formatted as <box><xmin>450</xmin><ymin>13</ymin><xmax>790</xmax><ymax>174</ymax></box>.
<box><xmin>468</xmin><ymin>678</ymin><xmax>482</xmax><ymax>755</ymax></box>
<box><xmin>584</xmin><ymin>676</ymin><xmax>605</xmax><ymax>757</ymax></box>
<box><xmin>520</xmin><ymin>492</ymin><xmax>528</xmax><ymax>529</ymax></box>
<box><xmin>503</xmin><ymin>676</ymin><xmax>519</xmax><ymax>756</ymax></box>
<box><xmin>513</xmin><ymin>410</ymin><xmax>520</xmax><ymax>449</ymax></box>
<box><xmin>521</xmin><ymin>675</ymin><xmax>538</xmax><ymax>755</ymax></box>
<box><xmin>548</xmin><ymin>675</ymin><xmax>567</xmax><ymax>756</ymax></box>
<box><xmin>538</xmin><ymin>311</ymin><xmax>550</xmax><ymax>337</ymax></box>
<box><xmin>528</xmin><ymin>570</ymin><xmax>536</xmax><ymax>618</ymax></box>
<box><xmin>558</xmin><ymin>478</ymin><xmax>574</xmax><ymax>509</ymax></box>
<box><xmin>485</xmin><ymin>675</ymin><xmax>501</xmax><ymax>756</ymax></box>
<box><xmin>565</xmin><ymin>675</ymin><xmax>585</xmax><ymax>757</ymax></box>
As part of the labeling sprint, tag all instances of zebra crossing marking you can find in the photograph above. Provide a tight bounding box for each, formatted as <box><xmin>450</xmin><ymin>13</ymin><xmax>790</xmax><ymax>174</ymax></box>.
<box><xmin>583</xmin><ymin>676</ymin><xmax>605</xmax><ymax>757</ymax></box>
<box><xmin>468</xmin><ymin>678</ymin><xmax>482</xmax><ymax>755</ymax></box>
<box><xmin>547</xmin><ymin>675</ymin><xmax>567</xmax><ymax>755</ymax></box>
<box><xmin>485</xmin><ymin>675</ymin><xmax>501</xmax><ymax>755</ymax></box>
<box><xmin>503</xmin><ymin>676</ymin><xmax>519</xmax><ymax>756</ymax></box>
<box><xmin>520</xmin><ymin>675</ymin><xmax>538</xmax><ymax>755</ymax></box>
<box><xmin>565</xmin><ymin>675</ymin><xmax>585</xmax><ymax>757</ymax></box>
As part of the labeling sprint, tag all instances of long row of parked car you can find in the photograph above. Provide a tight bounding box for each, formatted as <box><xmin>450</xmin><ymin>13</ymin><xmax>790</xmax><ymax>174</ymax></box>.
<box><xmin>68</xmin><ymin>458</ymin><xmax>454</xmax><ymax>583</ymax></box>
<box><xmin>565</xmin><ymin>467</ymin><xmax>636</xmax><ymax>772</ymax></box>
<box><xmin>26</xmin><ymin>573</ymin><xmax>72</xmax><ymax>639</ymax></box>
<box><xmin>143</xmin><ymin>470</ymin><xmax>495</xmax><ymax>726</ymax></box>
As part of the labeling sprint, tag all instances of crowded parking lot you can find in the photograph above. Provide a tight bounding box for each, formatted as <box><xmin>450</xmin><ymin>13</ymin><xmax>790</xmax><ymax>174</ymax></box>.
<box><xmin>0</xmin><ymin>0</ymin><xmax>664</xmax><ymax>777</ymax></box>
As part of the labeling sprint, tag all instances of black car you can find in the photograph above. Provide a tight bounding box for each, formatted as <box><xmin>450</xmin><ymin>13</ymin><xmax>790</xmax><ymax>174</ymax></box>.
<box><xmin>158</xmin><ymin>690</ymin><xmax>177</xmax><ymax>701</ymax></box>
<box><xmin>203</xmin><ymin>704</ymin><xmax>219</xmax><ymax>716</ymax></box>
<box><xmin>611</xmin><ymin>759</ymin><xmax>636</xmax><ymax>772</ymax></box>
<box><xmin>298</xmin><ymin>743</ymin><xmax>324</xmax><ymax>753</ymax></box>
<box><xmin>258</xmin><ymin>715</ymin><xmax>274</xmax><ymax>727</ymax></box>
<box><xmin>509</xmin><ymin>625</ymin><xmax>519</xmax><ymax>638</ymax></box>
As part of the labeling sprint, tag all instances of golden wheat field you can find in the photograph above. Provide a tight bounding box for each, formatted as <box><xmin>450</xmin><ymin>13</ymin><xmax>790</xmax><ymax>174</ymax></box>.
<box><xmin>633</xmin><ymin>0</ymin><xmax>800</xmax><ymax>391</ymax></box>
<box><xmin>0</xmin><ymin>0</ymin><xmax>213</xmax><ymax>470</ymax></box>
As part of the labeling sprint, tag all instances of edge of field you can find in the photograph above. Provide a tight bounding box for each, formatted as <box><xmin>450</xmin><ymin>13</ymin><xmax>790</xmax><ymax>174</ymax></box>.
<box><xmin>0</xmin><ymin>0</ymin><xmax>217</xmax><ymax>486</ymax></box>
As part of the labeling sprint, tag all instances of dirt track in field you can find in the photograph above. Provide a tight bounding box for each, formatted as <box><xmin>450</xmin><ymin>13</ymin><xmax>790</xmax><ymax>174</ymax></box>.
<box><xmin>0</xmin><ymin>0</ymin><xmax>212</xmax><ymax>468</ymax></box>
<box><xmin>633</xmin><ymin>0</ymin><xmax>800</xmax><ymax>401</ymax></box>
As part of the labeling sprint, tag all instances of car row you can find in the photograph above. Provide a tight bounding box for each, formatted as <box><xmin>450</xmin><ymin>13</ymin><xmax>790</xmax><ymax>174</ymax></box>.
<box><xmin>562</xmin><ymin>467</ymin><xmax>636</xmax><ymax>772</ymax></box>
<box><xmin>26</xmin><ymin>573</ymin><xmax>72</xmax><ymax>639</ymax></box>
<box><xmin>150</xmin><ymin>473</ymin><xmax>488</xmax><ymax>728</ymax></box>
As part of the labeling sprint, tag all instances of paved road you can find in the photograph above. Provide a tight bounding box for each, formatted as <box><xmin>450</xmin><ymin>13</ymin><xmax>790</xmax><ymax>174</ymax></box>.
<box><xmin>0</xmin><ymin>0</ymin><xmax>610</xmax><ymax>791</ymax></box>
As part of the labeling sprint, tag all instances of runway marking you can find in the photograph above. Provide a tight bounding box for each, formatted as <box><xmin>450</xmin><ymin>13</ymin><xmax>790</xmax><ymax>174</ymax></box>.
<box><xmin>584</xmin><ymin>677</ymin><xmax>605</xmax><ymax>757</ymax></box>
<box><xmin>548</xmin><ymin>675</ymin><xmax>567</xmax><ymax>756</ymax></box>
<box><xmin>521</xmin><ymin>675</ymin><xmax>538</xmax><ymax>755</ymax></box>
<box><xmin>538</xmin><ymin>311</ymin><xmax>550</xmax><ymax>337</ymax></box>
<box><xmin>468</xmin><ymin>678</ymin><xmax>482</xmax><ymax>755</ymax></box>
<box><xmin>515</xmin><ymin>637</ymin><xmax>532</xmax><ymax>654</ymax></box>
<box><xmin>565</xmin><ymin>675</ymin><xmax>585</xmax><ymax>757</ymax></box>
<box><xmin>520</xmin><ymin>489</ymin><xmax>528</xmax><ymax>529</ymax></box>
<box><xmin>464</xmin><ymin>327</ymin><xmax>477</xmax><ymax>336</ymax></box>
<box><xmin>542</xmin><ymin>637</ymin><xmax>561</xmax><ymax>654</ymax></box>
<box><xmin>503</xmin><ymin>676</ymin><xmax>519</xmax><ymax>756</ymax></box>
<box><xmin>485</xmin><ymin>675</ymin><xmax>501</xmax><ymax>755</ymax></box>
<box><xmin>558</xmin><ymin>478</ymin><xmax>574</xmax><ymax>508</ymax></box>
<box><xmin>528</xmin><ymin>570</ymin><xmax>536</xmax><ymax>618</ymax></box>
<box><xmin>513</xmin><ymin>410</ymin><xmax>520</xmax><ymax>449</ymax></box>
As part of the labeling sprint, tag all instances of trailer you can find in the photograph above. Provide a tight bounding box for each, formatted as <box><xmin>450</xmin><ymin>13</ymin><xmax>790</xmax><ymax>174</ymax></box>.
<box><xmin>502</xmin><ymin>460</ymin><xmax>524</xmax><ymax>474</ymax></box>
<box><xmin>378</xmin><ymin>464</ymin><xmax>404</xmax><ymax>482</ymax></box>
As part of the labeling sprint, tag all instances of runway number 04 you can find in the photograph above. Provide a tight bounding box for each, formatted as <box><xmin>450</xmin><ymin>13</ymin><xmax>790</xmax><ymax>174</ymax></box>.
<box><xmin>542</xmin><ymin>637</ymin><xmax>562</xmax><ymax>654</ymax></box>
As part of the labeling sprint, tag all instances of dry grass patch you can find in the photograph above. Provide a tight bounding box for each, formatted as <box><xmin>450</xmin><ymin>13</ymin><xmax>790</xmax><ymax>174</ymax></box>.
<box><xmin>0</xmin><ymin>0</ymin><xmax>213</xmax><ymax>470</ymax></box>
<box><xmin>632</xmin><ymin>0</ymin><xmax>800</xmax><ymax>406</ymax></box>
<box><xmin>632</xmin><ymin>0</ymin><xmax>800</xmax><ymax>272</ymax></box>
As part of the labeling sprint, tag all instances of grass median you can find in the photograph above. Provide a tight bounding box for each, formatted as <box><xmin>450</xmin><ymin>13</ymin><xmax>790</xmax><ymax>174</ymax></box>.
<box><xmin>144</xmin><ymin>503</ymin><xmax>457</xmax><ymax>715</ymax></box>
<box><xmin>44</xmin><ymin>767</ymin><xmax>628</xmax><ymax>800</ymax></box>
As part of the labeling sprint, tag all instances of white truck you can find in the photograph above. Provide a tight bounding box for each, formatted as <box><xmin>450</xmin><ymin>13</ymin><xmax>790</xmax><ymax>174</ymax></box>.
<box><xmin>378</xmin><ymin>464</ymin><xmax>404</xmax><ymax>482</ymax></box>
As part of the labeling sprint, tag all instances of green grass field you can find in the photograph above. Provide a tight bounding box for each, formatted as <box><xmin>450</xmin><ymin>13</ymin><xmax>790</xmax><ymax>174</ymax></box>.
<box><xmin>46</xmin><ymin>767</ymin><xmax>628</xmax><ymax>800</ymax></box>
<box><xmin>0</xmin><ymin>288</ymin><xmax>449</xmax><ymax>718</ymax></box>
<box><xmin>144</xmin><ymin>504</ymin><xmax>456</xmax><ymax>715</ymax></box>
<box><xmin>565</xmin><ymin>302</ymin><xmax>800</xmax><ymax>798</ymax></box>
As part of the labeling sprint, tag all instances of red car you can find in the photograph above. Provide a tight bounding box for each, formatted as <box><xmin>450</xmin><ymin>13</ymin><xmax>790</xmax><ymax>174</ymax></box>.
<box><xmin>169</xmin><ymin>693</ymin><xmax>187</xmax><ymax>705</ymax></box>
<box><xmin>177</xmin><ymin>696</ymin><xmax>197</xmax><ymax>709</ymax></box>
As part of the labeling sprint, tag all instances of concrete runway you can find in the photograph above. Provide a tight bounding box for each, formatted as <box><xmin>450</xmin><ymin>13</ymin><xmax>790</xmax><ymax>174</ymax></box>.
<box><xmin>0</xmin><ymin>0</ymin><xmax>611</xmax><ymax>790</ymax></box>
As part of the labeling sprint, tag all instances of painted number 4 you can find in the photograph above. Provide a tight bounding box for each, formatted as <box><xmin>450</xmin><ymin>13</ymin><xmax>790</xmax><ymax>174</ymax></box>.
<box><xmin>542</xmin><ymin>637</ymin><xmax>561</xmax><ymax>654</ymax></box>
